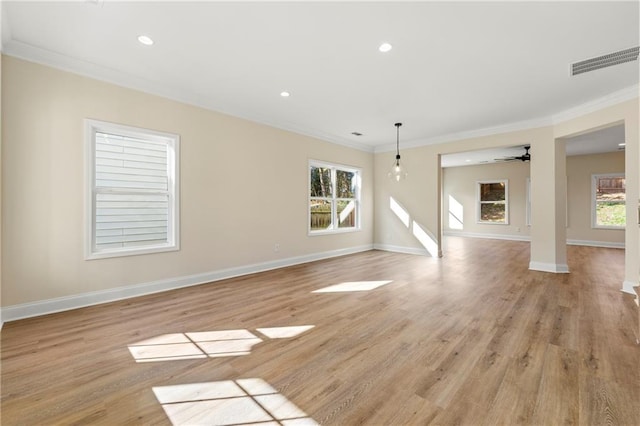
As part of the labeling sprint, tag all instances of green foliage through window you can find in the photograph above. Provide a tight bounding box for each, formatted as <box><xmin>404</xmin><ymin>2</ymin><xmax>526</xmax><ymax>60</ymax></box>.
<box><xmin>477</xmin><ymin>180</ymin><xmax>508</xmax><ymax>224</ymax></box>
<box><xmin>594</xmin><ymin>174</ymin><xmax>625</xmax><ymax>228</ymax></box>
<box><xmin>309</xmin><ymin>162</ymin><xmax>360</xmax><ymax>232</ymax></box>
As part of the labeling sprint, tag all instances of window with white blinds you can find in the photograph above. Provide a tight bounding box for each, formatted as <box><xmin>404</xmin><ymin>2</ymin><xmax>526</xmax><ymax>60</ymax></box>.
<box><xmin>85</xmin><ymin>120</ymin><xmax>180</xmax><ymax>259</ymax></box>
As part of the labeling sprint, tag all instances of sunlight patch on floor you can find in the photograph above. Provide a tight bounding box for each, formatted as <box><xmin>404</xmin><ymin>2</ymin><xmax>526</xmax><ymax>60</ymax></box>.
<box><xmin>256</xmin><ymin>325</ymin><xmax>315</xmax><ymax>339</ymax></box>
<box><xmin>128</xmin><ymin>327</ymin><xmax>314</xmax><ymax>362</ymax></box>
<box><xmin>128</xmin><ymin>330</ymin><xmax>262</xmax><ymax>362</ymax></box>
<box><xmin>312</xmin><ymin>280</ymin><xmax>392</xmax><ymax>293</ymax></box>
<box><xmin>153</xmin><ymin>378</ymin><xmax>319</xmax><ymax>426</ymax></box>
<box><xmin>127</xmin><ymin>333</ymin><xmax>208</xmax><ymax>362</ymax></box>
<box><xmin>187</xmin><ymin>330</ymin><xmax>263</xmax><ymax>358</ymax></box>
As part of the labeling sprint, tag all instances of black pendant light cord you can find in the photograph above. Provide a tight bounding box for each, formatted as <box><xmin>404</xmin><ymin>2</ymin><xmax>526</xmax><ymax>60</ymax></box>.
<box><xmin>395</xmin><ymin>122</ymin><xmax>402</xmax><ymax>161</ymax></box>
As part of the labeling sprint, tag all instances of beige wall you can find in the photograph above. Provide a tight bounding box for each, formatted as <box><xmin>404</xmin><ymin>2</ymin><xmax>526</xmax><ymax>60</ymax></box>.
<box><xmin>0</xmin><ymin>52</ymin><xmax>3</xmax><ymax>315</ymax></box>
<box><xmin>442</xmin><ymin>151</ymin><xmax>626</xmax><ymax>246</ymax></box>
<box><xmin>443</xmin><ymin>162</ymin><xmax>530</xmax><ymax>238</ymax></box>
<box><xmin>566</xmin><ymin>151</ymin><xmax>625</xmax><ymax>244</ymax></box>
<box><xmin>375</xmin><ymin>99</ymin><xmax>638</xmax><ymax>280</ymax></box>
<box><xmin>374</xmin><ymin>126</ymin><xmax>556</xmax><ymax>261</ymax></box>
<box><xmin>529</xmin><ymin>127</ymin><xmax>567</xmax><ymax>271</ymax></box>
<box><xmin>554</xmin><ymin>99</ymin><xmax>639</xmax><ymax>291</ymax></box>
<box><xmin>1</xmin><ymin>56</ymin><xmax>374</xmax><ymax>307</ymax></box>
<box><xmin>2</xmin><ymin>54</ymin><xmax>638</xmax><ymax>311</ymax></box>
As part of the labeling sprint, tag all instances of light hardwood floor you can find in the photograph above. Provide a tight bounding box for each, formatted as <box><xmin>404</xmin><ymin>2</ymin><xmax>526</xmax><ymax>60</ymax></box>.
<box><xmin>1</xmin><ymin>237</ymin><xmax>639</xmax><ymax>425</ymax></box>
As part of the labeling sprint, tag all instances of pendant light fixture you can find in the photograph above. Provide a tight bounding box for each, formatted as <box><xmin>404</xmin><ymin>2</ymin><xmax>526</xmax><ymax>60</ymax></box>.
<box><xmin>388</xmin><ymin>122</ymin><xmax>408</xmax><ymax>182</ymax></box>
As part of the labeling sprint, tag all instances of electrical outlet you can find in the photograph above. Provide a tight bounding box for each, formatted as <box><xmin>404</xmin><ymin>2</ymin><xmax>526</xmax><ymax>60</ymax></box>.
<box><xmin>274</xmin><ymin>243</ymin><xmax>280</xmax><ymax>252</ymax></box>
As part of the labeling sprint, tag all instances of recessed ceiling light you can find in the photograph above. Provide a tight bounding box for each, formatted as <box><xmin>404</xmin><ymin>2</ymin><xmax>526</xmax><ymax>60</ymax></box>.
<box><xmin>280</xmin><ymin>91</ymin><xmax>290</xmax><ymax>97</ymax></box>
<box><xmin>465</xmin><ymin>159</ymin><xmax>472</xmax><ymax>162</ymax></box>
<box><xmin>137</xmin><ymin>35</ymin><xmax>154</xmax><ymax>46</ymax></box>
<box><xmin>618</xmin><ymin>142</ymin><xmax>626</xmax><ymax>147</ymax></box>
<box><xmin>378</xmin><ymin>43</ymin><xmax>393</xmax><ymax>53</ymax></box>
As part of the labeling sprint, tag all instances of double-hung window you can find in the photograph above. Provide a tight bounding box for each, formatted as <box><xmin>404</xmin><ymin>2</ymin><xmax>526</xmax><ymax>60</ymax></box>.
<box><xmin>309</xmin><ymin>161</ymin><xmax>360</xmax><ymax>234</ymax></box>
<box><xmin>592</xmin><ymin>173</ymin><xmax>625</xmax><ymax>228</ymax></box>
<box><xmin>477</xmin><ymin>180</ymin><xmax>508</xmax><ymax>224</ymax></box>
<box><xmin>85</xmin><ymin>120</ymin><xmax>180</xmax><ymax>259</ymax></box>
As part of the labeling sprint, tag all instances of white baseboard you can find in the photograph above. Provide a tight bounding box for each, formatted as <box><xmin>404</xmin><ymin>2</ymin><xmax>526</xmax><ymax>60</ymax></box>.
<box><xmin>621</xmin><ymin>280</ymin><xmax>639</xmax><ymax>295</ymax></box>
<box><xmin>444</xmin><ymin>231</ymin><xmax>531</xmax><ymax>242</ymax></box>
<box><xmin>373</xmin><ymin>243</ymin><xmax>430</xmax><ymax>256</ymax></box>
<box><xmin>567</xmin><ymin>239</ymin><xmax>625</xmax><ymax>249</ymax></box>
<box><xmin>445</xmin><ymin>231</ymin><xmax>625</xmax><ymax>249</ymax></box>
<box><xmin>1</xmin><ymin>244</ymin><xmax>373</xmax><ymax>323</ymax></box>
<box><xmin>529</xmin><ymin>262</ymin><xmax>570</xmax><ymax>273</ymax></box>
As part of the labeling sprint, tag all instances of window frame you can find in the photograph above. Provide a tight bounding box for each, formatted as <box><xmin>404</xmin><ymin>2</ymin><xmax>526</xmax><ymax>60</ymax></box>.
<box><xmin>525</xmin><ymin>177</ymin><xmax>531</xmax><ymax>226</ymax></box>
<box><xmin>591</xmin><ymin>172</ymin><xmax>625</xmax><ymax>230</ymax></box>
<box><xmin>308</xmin><ymin>160</ymin><xmax>361</xmax><ymax>235</ymax></box>
<box><xmin>85</xmin><ymin>119</ymin><xmax>180</xmax><ymax>259</ymax></box>
<box><xmin>476</xmin><ymin>179</ymin><xmax>509</xmax><ymax>225</ymax></box>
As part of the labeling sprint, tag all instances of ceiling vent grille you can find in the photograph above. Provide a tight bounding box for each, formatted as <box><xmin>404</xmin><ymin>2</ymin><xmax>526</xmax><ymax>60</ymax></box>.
<box><xmin>571</xmin><ymin>46</ymin><xmax>639</xmax><ymax>76</ymax></box>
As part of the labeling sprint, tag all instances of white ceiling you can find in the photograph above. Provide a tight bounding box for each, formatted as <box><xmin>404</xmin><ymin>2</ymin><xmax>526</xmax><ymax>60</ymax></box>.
<box><xmin>442</xmin><ymin>124</ymin><xmax>626</xmax><ymax>167</ymax></box>
<box><xmin>2</xmin><ymin>1</ymin><xmax>639</xmax><ymax>153</ymax></box>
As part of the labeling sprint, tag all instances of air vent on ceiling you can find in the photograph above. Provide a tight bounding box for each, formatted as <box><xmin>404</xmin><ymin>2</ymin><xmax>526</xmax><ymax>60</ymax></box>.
<box><xmin>571</xmin><ymin>46</ymin><xmax>639</xmax><ymax>76</ymax></box>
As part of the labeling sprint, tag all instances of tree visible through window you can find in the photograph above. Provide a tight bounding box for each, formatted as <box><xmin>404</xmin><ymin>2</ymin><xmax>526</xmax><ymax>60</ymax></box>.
<box><xmin>309</xmin><ymin>161</ymin><xmax>360</xmax><ymax>233</ymax></box>
<box><xmin>477</xmin><ymin>180</ymin><xmax>508</xmax><ymax>224</ymax></box>
<box><xmin>593</xmin><ymin>174</ymin><xmax>625</xmax><ymax>228</ymax></box>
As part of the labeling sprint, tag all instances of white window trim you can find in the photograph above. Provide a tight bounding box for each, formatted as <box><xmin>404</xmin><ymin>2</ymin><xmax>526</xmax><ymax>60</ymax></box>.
<box><xmin>476</xmin><ymin>179</ymin><xmax>509</xmax><ymax>225</ymax></box>
<box><xmin>591</xmin><ymin>172</ymin><xmax>625</xmax><ymax>230</ymax></box>
<box><xmin>85</xmin><ymin>119</ymin><xmax>180</xmax><ymax>259</ymax></box>
<box><xmin>525</xmin><ymin>177</ymin><xmax>531</xmax><ymax>226</ymax></box>
<box><xmin>308</xmin><ymin>160</ymin><xmax>361</xmax><ymax>236</ymax></box>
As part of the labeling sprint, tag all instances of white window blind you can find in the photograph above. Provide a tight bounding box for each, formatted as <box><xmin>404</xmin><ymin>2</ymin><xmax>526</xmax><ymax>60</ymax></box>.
<box><xmin>86</xmin><ymin>120</ymin><xmax>179</xmax><ymax>259</ymax></box>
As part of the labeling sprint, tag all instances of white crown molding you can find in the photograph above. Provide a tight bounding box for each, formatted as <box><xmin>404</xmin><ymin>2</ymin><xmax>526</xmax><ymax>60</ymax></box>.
<box><xmin>1</xmin><ymin>244</ymin><xmax>373</xmax><ymax>323</ymax></box>
<box><xmin>552</xmin><ymin>85</ymin><xmax>640</xmax><ymax>125</ymax></box>
<box><xmin>2</xmin><ymin>41</ymin><xmax>374</xmax><ymax>153</ymax></box>
<box><xmin>266</xmin><ymin>120</ymin><xmax>374</xmax><ymax>153</ymax></box>
<box><xmin>375</xmin><ymin>117</ymin><xmax>553</xmax><ymax>153</ymax></box>
<box><xmin>3</xmin><ymin>39</ymin><xmax>636</xmax><ymax>156</ymax></box>
<box><xmin>0</xmin><ymin>2</ymin><xmax>10</xmax><ymax>53</ymax></box>
<box><xmin>375</xmin><ymin>84</ymin><xmax>640</xmax><ymax>154</ymax></box>
<box><xmin>4</xmin><ymin>40</ymin><xmax>211</xmax><ymax>112</ymax></box>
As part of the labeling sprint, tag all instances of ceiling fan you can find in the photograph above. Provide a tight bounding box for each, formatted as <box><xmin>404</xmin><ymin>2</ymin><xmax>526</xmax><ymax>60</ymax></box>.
<box><xmin>495</xmin><ymin>145</ymin><xmax>531</xmax><ymax>162</ymax></box>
